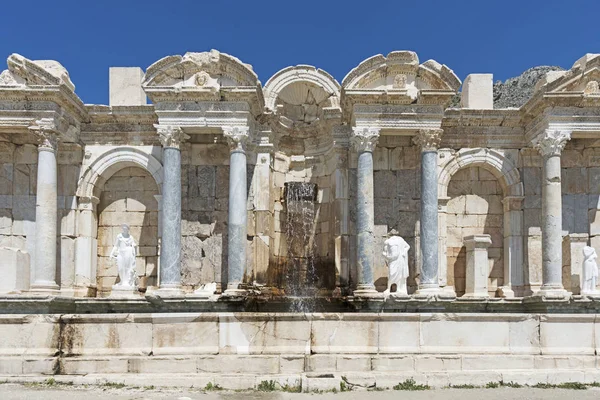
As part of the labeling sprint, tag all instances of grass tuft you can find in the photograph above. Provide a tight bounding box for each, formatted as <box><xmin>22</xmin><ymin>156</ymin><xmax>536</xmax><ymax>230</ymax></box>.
<box><xmin>257</xmin><ymin>380</ymin><xmax>277</xmax><ymax>392</ymax></box>
<box><xmin>204</xmin><ymin>382</ymin><xmax>223</xmax><ymax>391</ymax></box>
<box><xmin>393</xmin><ymin>378</ymin><xmax>430</xmax><ymax>391</ymax></box>
<box><xmin>449</xmin><ymin>384</ymin><xmax>478</xmax><ymax>389</ymax></box>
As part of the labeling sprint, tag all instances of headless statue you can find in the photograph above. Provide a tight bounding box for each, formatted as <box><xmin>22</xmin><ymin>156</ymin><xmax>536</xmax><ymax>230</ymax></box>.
<box><xmin>383</xmin><ymin>236</ymin><xmax>410</xmax><ymax>298</ymax></box>
<box><xmin>110</xmin><ymin>224</ymin><xmax>137</xmax><ymax>289</ymax></box>
<box><xmin>582</xmin><ymin>246</ymin><xmax>599</xmax><ymax>295</ymax></box>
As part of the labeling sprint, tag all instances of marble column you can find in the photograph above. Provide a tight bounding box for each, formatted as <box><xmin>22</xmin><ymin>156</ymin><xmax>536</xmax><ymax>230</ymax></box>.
<box><xmin>156</xmin><ymin>125</ymin><xmax>187</xmax><ymax>295</ymax></box>
<box><xmin>413</xmin><ymin>129</ymin><xmax>443</xmax><ymax>294</ymax></box>
<box><xmin>223</xmin><ymin>126</ymin><xmax>249</xmax><ymax>295</ymax></box>
<box><xmin>533</xmin><ymin>129</ymin><xmax>571</xmax><ymax>297</ymax></box>
<box><xmin>29</xmin><ymin>120</ymin><xmax>59</xmax><ymax>293</ymax></box>
<box><xmin>351</xmin><ymin>127</ymin><xmax>380</xmax><ymax>298</ymax></box>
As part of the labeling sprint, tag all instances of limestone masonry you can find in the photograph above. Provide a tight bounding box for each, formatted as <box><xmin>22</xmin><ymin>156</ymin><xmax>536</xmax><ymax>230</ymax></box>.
<box><xmin>2</xmin><ymin>50</ymin><xmax>600</xmax><ymax>389</ymax></box>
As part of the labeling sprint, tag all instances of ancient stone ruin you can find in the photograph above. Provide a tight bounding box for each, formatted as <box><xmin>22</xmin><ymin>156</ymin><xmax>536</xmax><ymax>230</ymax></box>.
<box><xmin>1</xmin><ymin>50</ymin><xmax>600</xmax><ymax>389</ymax></box>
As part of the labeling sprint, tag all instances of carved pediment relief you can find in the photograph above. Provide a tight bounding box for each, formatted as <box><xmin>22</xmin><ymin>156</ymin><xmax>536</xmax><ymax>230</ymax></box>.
<box><xmin>535</xmin><ymin>53</ymin><xmax>600</xmax><ymax>95</ymax></box>
<box><xmin>142</xmin><ymin>49</ymin><xmax>259</xmax><ymax>88</ymax></box>
<box><xmin>342</xmin><ymin>51</ymin><xmax>461</xmax><ymax>96</ymax></box>
<box><xmin>264</xmin><ymin>66</ymin><xmax>342</xmax><ymax>137</ymax></box>
<box><xmin>0</xmin><ymin>53</ymin><xmax>75</xmax><ymax>91</ymax></box>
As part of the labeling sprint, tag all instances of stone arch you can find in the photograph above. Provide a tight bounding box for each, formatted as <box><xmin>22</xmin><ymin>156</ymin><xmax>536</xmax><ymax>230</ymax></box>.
<box><xmin>77</xmin><ymin>147</ymin><xmax>163</xmax><ymax>200</ymax></box>
<box><xmin>264</xmin><ymin>65</ymin><xmax>341</xmax><ymax>111</ymax></box>
<box><xmin>437</xmin><ymin>148</ymin><xmax>524</xmax><ymax>297</ymax></box>
<box><xmin>438</xmin><ymin>148</ymin><xmax>523</xmax><ymax>198</ymax></box>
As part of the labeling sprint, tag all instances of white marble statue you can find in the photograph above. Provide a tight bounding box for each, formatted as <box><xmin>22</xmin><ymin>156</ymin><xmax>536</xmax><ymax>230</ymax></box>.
<box><xmin>109</xmin><ymin>224</ymin><xmax>137</xmax><ymax>288</ymax></box>
<box><xmin>582</xmin><ymin>246</ymin><xmax>599</xmax><ymax>295</ymax></box>
<box><xmin>383</xmin><ymin>236</ymin><xmax>410</xmax><ymax>298</ymax></box>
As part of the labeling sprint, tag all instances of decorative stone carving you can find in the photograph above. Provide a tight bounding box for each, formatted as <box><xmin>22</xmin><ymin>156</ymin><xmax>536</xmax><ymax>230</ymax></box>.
<box><xmin>533</xmin><ymin>130</ymin><xmax>571</xmax><ymax>157</ymax></box>
<box><xmin>155</xmin><ymin>125</ymin><xmax>188</xmax><ymax>149</ymax></box>
<box><xmin>110</xmin><ymin>224</ymin><xmax>138</xmax><ymax>289</ymax></box>
<box><xmin>223</xmin><ymin>126</ymin><xmax>250</xmax><ymax>152</ymax></box>
<box><xmin>29</xmin><ymin>119</ymin><xmax>59</xmax><ymax>152</ymax></box>
<box><xmin>393</xmin><ymin>74</ymin><xmax>407</xmax><ymax>89</ymax></box>
<box><xmin>0</xmin><ymin>53</ymin><xmax>75</xmax><ymax>90</ymax></box>
<box><xmin>413</xmin><ymin>129</ymin><xmax>443</xmax><ymax>151</ymax></box>
<box><xmin>351</xmin><ymin>127</ymin><xmax>380</xmax><ymax>153</ymax></box>
<box><xmin>142</xmin><ymin>50</ymin><xmax>258</xmax><ymax>88</ymax></box>
<box><xmin>383</xmin><ymin>236</ymin><xmax>410</xmax><ymax>298</ymax></box>
<box><xmin>584</xmin><ymin>80</ymin><xmax>600</xmax><ymax>95</ymax></box>
<box><xmin>582</xmin><ymin>246</ymin><xmax>599</xmax><ymax>295</ymax></box>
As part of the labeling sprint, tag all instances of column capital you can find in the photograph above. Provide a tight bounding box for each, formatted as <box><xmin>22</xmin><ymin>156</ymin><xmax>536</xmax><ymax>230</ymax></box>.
<box><xmin>155</xmin><ymin>125</ymin><xmax>189</xmax><ymax>149</ymax></box>
<box><xmin>351</xmin><ymin>127</ymin><xmax>380</xmax><ymax>153</ymax></box>
<box><xmin>29</xmin><ymin>118</ymin><xmax>59</xmax><ymax>152</ymax></box>
<box><xmin>413</xmin><ymin>129</ymin><xmax>443</xmax><ymax>151</ymax></box>
<box><xmin>223</xmin><ymin>125</ymin><xmax>250</xmax><ymax>153</ymax></box>
<box><xmin>533</xmin><ymin>129</ymin><xmax>571</xmax><ymax>157</ymax></box>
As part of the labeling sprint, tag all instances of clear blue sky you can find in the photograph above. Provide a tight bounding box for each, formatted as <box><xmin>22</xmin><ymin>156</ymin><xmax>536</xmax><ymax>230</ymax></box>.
<box><xmin>1</xmin><ymin>0</ymin><xmax>598</xmax><ymax>105</ymax></box>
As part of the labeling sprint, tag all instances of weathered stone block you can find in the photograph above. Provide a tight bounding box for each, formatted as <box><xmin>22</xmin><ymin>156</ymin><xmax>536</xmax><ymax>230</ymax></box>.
<box><xmin>0</xmin><ymin>247</ymin><xmax>30</xmax><ymax>293</ymax></box>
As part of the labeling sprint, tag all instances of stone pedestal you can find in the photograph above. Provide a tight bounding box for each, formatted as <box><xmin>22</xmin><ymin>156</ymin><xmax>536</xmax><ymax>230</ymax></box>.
<box><xmin>109</xmin><ymin>285</ymin><xmax>141</xmax><ymax>298</ymax></box>
<box><xmin>351</xmin><ymin>127</ymin><xmax>382</xmax><ymax>299</ymax></box>
<box><xmin>156</xmin><ymin>125</ymin><xmax>187</xmax><ymax>296</ymax></box>
<box><xmin>533</xmin><ymin>130</ymin><xmax>571</xmax><ymax>298</ymax></box>
<box><xmin>463</xmin><ymin>234</ymin><xmax>492</xmax><ymax>298</ymax></box>
<box><xmin>223</xmin><ymin>126</ymin><xmax>249</xmax><ymax>296</ymax></box>
<box><xmin>413</xmin><ymin>129</ymin><xmax>443</xmax><ymax>296</ymax></box>
<box><xmin>0</xmin><ymin>247</ymin><xmax>30</xmax><ymax>294</ymax></box>
<box><xmin>29</xmin><ymin>121</ymin><xmax>59</xmax><ymax>294</ymax></box>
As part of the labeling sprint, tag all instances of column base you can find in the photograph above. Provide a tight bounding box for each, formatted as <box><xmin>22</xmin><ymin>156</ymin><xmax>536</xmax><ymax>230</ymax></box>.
<box><xmin>353</xmin><ymin>286</ymin><xmax>384</xmax><ymax>300</ymax></box>
<box><xmin>29</xmin><ymin>281</ymin><xmax>59</xmax><ymax>295</ymax></box>
<box><xmin>531</xmin><ymin>285</ymin><xmax>571</xmax><ymax>300</ymax></box>
<box><xmin>415</xmin><ymin>285</ymin><xmax>457</xmax><ymax>300</ymax></box>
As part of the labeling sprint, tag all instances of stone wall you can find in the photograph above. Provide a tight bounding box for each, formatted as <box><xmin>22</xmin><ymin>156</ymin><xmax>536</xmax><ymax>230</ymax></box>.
<box><xmin>2</xmin><ymin>312</ymin><xmax>600</xmax><ymax>390</ymax></box>
<box><xmin>180</xmin><ymin>142</ymin><xmax>229</xmax><ymax>292</ymax></box>
<box><xmin>446</xmin><ymin>167</ymin><xmax>504</xmax><ymax>296</ymax></box>
<box><xmin>96</xmin><ymin>167</ymin><xmax>159</xmax><ymax>296</ymax></box>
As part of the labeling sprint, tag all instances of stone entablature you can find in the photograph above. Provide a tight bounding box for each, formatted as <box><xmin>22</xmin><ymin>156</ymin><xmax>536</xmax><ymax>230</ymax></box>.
<box><xmin>0</xmin><ymin>50</ymin><xmax>600</xmax><ymax>301</ymax></box>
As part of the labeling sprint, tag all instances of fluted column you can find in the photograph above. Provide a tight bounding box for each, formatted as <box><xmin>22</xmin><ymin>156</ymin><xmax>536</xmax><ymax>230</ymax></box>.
<box><xmin>156</xmin><ymin>125</ymin><xmax>187</xmax><ymax>295</ymax></box>
<box><xmin>223</xmin><ymin>126</ymin><xmax>249</xmax><ymax>295</ymax></box>
<box><xmin>351</xmin><ymin>127</ymin><xmax>380</xmax><ymax>298</ymax></box>
<box><xmin>414</xmin><ymin>129</ymin><xmax>443</xmax><ymax>294</ymax></box>
<box><xmin>29</xmin><ymin>119</ymin><xmax>59</xmax><ymax>293</ymax></box>
<box><xmin>533</xmin><ymin>129</ymin><xmax>571</xmax><ymax>297</ymax></box>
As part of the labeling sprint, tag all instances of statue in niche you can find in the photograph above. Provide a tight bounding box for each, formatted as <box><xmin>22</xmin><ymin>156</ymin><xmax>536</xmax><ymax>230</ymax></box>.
<box><xmin>393</xmin><ymin>74</ymin><xmax>407</xmax><ymax>89</ymax></box>
<box><xmin>383</xmin><ymin>236</ymin><xmax>410</xmax><ymax>298</ymax></box>
<box><xmin>110</xmin><ymin>224</ymin><xmax>137</xmax><ymax>289</ymax></box>
<box><xmin>582</xmin><ymin>246</ymin><xmax>599</xmax><ymax>295</ymax></box>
